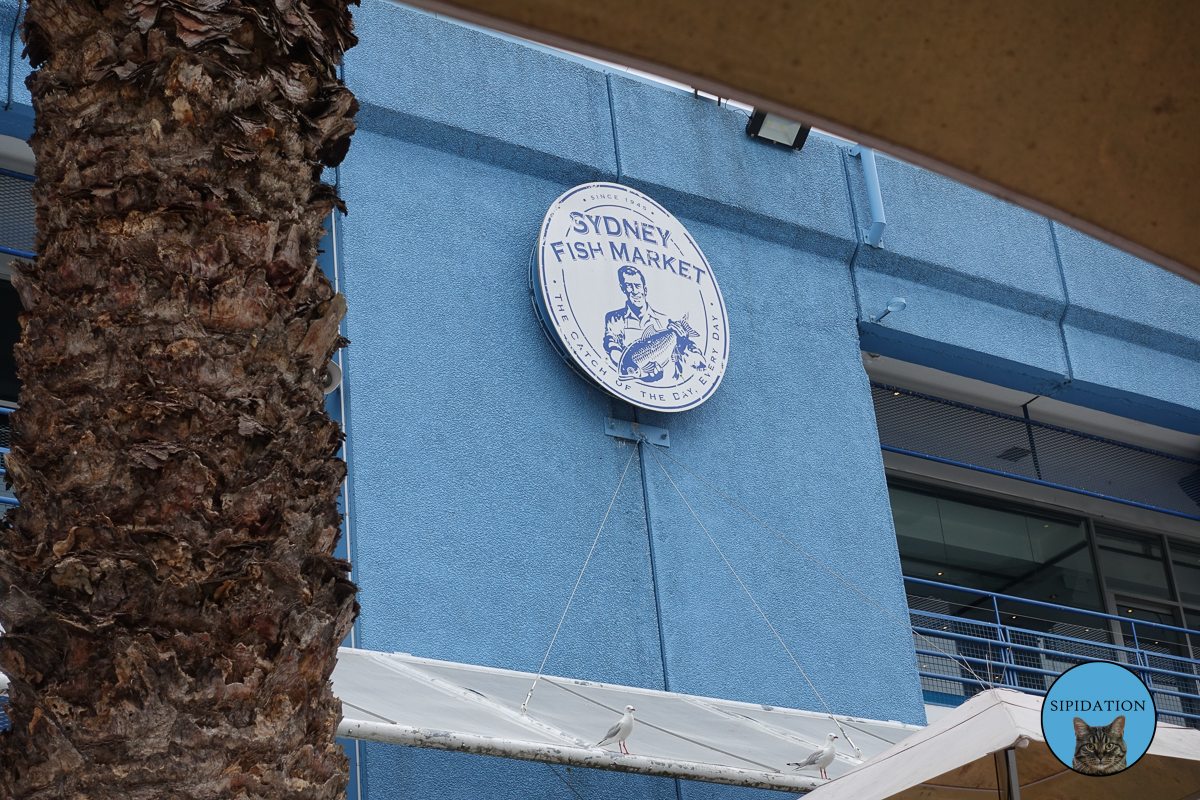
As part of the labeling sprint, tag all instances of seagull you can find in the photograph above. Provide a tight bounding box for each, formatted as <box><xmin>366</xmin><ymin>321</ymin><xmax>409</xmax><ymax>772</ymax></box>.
<box><xmin>596</xmin><ymin>705</ymin><xmax>636</xmax><ymax>754</ymax></box>
<box><xmin>788</xmin><ymin>733</ymin><xmax>838</xmax><ymax>780</ymax></box>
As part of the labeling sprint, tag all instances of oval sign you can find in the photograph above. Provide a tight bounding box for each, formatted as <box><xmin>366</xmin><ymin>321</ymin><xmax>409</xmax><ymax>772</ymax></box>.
<box><xmin>532</xmin><ymin>183</ymin><xmax>729</xmax><ymax>412</ymax></box>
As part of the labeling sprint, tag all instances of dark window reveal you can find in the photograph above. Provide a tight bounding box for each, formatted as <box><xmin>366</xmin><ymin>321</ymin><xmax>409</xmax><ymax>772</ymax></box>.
<box><xmin>890</xmin><ymin>483</ymin><xmax>1102</xmax><ymax>611</ymax></box>
<box><xmin>0</xmin><ymin>278</ymin><xmax>20</xmax><ymax>404</ymax></box>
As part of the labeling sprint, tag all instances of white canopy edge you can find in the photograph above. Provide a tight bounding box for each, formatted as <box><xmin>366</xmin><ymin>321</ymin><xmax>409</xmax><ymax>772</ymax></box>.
<box><xmin>338</xmin><ymin>718</ymin><xmax>825</xmax><ymax>793</ymax></box>
<box><xmin>804</xmin><ymin>688</ymin><xmax>1200</xmax><ymax>800</ymax></box>
<box><xmin>330</xmin><ymin>648</ymin><xmax>921</xmax><ymax>793</ymax></box>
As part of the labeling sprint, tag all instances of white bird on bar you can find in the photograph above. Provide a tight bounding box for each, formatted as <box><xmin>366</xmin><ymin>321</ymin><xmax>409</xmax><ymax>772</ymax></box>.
<box><xmin>788</xmin><ymin>733</ymin><xmax>838</xmax><ymax>779</ymax></box>
<box><xmin>596</xmin><ymin>705</ymin><xmax>636</xmax><ymax>754</ymax></box>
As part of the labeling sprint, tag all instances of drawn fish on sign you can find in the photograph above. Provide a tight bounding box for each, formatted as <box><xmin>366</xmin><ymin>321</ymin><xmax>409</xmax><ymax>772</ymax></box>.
<box><xmin>618</xmin><ymin>316</ymin><xmax>707</xmax><ymax>383</ymax></box>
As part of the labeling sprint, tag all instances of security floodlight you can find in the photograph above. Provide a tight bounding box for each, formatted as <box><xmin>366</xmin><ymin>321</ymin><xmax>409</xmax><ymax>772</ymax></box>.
<box><xmin>745</xmin><ymin>110</ymin><xmax>811</xmax><ymax>151</ymax></box>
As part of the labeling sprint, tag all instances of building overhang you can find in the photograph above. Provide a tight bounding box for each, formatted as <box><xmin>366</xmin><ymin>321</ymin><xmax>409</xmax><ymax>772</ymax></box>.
<box><xmin>401</xmin><ymin>0</ymin><xmax>1200</xmax><ymax>288</ymax></box>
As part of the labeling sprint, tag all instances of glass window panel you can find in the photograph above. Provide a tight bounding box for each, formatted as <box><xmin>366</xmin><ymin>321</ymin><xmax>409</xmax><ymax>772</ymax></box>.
<box><xmin>1118</xmin><ymin>605</ymin><xmax>1185</xmax><ymax>658</ymax></box>
<box><xmin>1096</xmin><ymin>529</ymin><xmax>1172</xmax><ymax>601</ymax></box>
<box><xmin>938</xmin><ymin>498</ymin><xmax>1034</xmax><ymax>577</ymax></box>
<box><xmin>890</xmin><ymin>487</ymin><xmax>948</xmax><ymax>581</ymax></box>
<box><xmin>0</xmin><ymin>280</ymin><xmax>21</xmax><ymax>404</ymax></box>
<box><xmin>1008</xmin><ymin>544</ymin><xmax>1104</xmax><ymax>613</ymax></box>
<box><xmin>889</xmin><ymin>485</ymin><xmax>1100</xmax><ymax>610</ymax></box>
<box><xmin>1170</xmin><ymin>539</ymin><xmax>1200</xmax><ymax>608</ymax></box>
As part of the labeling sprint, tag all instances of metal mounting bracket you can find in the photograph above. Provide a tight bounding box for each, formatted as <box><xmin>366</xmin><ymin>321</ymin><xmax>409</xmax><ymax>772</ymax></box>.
<box><xmin>604</xmin><ymin>417</ymin><xmax>670</xmax><ymax>448</ymax></box>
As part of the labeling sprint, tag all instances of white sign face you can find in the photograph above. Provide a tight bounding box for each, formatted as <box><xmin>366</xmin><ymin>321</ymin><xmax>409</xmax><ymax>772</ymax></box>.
<box><xmin>533</xmin><ymin>183</ymin><xmax>729</xmax><ymax>412</ymax></box>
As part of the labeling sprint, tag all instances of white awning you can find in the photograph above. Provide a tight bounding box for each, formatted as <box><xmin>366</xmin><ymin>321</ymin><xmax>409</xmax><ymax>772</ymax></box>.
<box><xmin>332</xmin><ymin>648</ymin><xmax>920</xmax><ymax>793</ymax></box>
<box><xmin>805</xmin><ymin>688</ymin><xmax>1200</xmax><ymax>800</ymax></box>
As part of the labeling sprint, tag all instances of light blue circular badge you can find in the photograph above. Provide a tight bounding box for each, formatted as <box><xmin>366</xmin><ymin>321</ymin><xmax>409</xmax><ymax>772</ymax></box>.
<box><xmin>532</xmin><ymin>183</ymin><xmax>730</xmax><ymax>413</ymax></box>
<box><xmin>1041</xmin><ymin>661</ymin><xmax>1155</xmax><ymax>776</ymax></box>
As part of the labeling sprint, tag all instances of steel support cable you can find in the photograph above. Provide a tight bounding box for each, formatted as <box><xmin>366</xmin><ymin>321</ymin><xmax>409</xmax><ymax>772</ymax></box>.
<box><xmin>543</xmin><ymin>762</ymin><xmax>588</xmax><ymax>800</ymax></box>
<box><xmin>649</xmin><ymin>444</ymin><xmax>996</xmax><ymax>692</ymax></box>
<box><xmin>644</xmin><ymin>446</ymin><xmax>864</xmax><ymax>759</ymax></box>
<box><xmin>522</xmin><ymin>444</ymin><xmax>640</xmax><ymax>715</ymax></box>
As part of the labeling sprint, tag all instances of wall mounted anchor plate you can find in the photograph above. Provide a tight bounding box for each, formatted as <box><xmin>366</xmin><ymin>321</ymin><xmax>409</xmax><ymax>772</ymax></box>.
<box><xmin>604</xmin><ymin>417</ymin><xmax>670</xmax><ymax>447</ymax></box>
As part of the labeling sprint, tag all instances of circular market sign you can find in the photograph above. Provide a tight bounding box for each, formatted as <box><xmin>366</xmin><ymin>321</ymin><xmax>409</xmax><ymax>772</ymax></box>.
<box><xmin>531</xmin><ymin>183</ymin><xmax>729</xmax><ymax>412</ymax></box>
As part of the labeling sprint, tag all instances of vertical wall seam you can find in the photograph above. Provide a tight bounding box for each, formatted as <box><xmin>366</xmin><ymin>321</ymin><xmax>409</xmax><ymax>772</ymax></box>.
<box><xmin>632</xmin><ymin>432</ymin><xmax>683</xmax><ymax>800</ymax></box>
<box><xmin>1048</xmin><ymin>219</ymin><xmax>1075</xmax><ymax>382</ymax></box>
<box><xmin>634</xmin><ymin>436</ymin><xmax>672</xmax><ymax>693</ymax></box>
<box><xmin>839</xmin><ymin>148</ymin><xmax>866</xmax><ymax>324</ymax></box>
<box><xmin>605</xmin><ymin>74</ymin><xmax>623</xmax><ymax>182</ymax></box>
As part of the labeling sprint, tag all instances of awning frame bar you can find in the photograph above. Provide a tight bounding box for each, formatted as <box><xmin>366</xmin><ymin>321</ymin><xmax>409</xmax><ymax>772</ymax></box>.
<box><xmin>338</xmin><ymin>718</ymin><xmax>828</xmax><ymax>794</ymax></box>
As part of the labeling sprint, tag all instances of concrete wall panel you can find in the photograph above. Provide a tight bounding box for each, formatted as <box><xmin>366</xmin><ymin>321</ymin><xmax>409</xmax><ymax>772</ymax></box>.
<box><xmin>632</xmin><ymin>223</ymin><xmax>921</xmax><ymax>722</ymax></box>
<box><xmin>349</xmin><ymin>0</ymin><xmax>617</xmax><ymax>184</ymax></box>
<box><xmin>846</xmin><ymin>151</ymin><xmax>1069</xmax><ymax>389</ymax></box>
<box><xmin>339</xmin><ymin>131</ymin><xmax>667</xmax><ymax>688</ymax></box>
<box><xmin>1054</xmin><ymin>223</ymin><xmax>1200</xmax><ymax>431</ymax></box>
<box><xmin>610</xmin><ymin>74</ymin><xmax>857</xmax><ymax>260</ymax></box>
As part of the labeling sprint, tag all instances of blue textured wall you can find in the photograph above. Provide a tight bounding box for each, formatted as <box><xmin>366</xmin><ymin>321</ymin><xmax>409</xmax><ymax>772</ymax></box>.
<box><xmin>1053</xmin><ymin>224</ymin><xmax>1200</xmax><ymax>433</ymax></box>
<box><xmin>847</xmin><ymin>151</ymin><xmax>1068</xmax><ymax>393</ymax></box>
<box><xmin>335</xmin><ymin>3</ymin><xmax>1200</xmax><ymax>799</ymax></box>
<box><xmin>0</xmin><ymin>0</ymin><xmax>31</xmax><ymax>141</ymax></box>
<box><xmin>338</xmin><ymin>4</ymin><xmax>922</xmax><ymax>800</ymax></box>
<box><xmin>846</xmin><ymin>149</ymin><xmax>1200</xmax><ymax>431</ymax></box>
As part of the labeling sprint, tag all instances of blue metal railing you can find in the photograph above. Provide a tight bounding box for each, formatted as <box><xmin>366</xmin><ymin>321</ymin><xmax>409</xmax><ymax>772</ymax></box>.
<box><xmin>906</xmin><ymin>577</ymin><xmax>1200</xmax><ymax>726</ymax></box>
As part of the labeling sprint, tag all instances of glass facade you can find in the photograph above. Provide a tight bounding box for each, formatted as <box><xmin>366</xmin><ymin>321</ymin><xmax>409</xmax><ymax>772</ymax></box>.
<box><xmin>891</xmin><ymin>480</ymin><xmax>1200</xmax><ymax>651</ymax></box>
<box><xmin>1096</xmin><ymin>529</ymin><xmax>1173</xmax><ymax>601</ymax></box>
<box><xmin>891</xmin><ymin>484</ymin><xmax>1102</xmax><ymax>611</ymax></box>
<box><xmin>0</xmin><ymin>279</ymin><xmax>20</xmax><ymax>404</ymax></box>
<box><xmin>894</xmin><ymin>480</ymin><xmax>1200</xmax><ymax>725</ymax></box>
<box><xmin>1173</xmin><ymin>541</ymin><xmax>1200</xmax><ymax>608</ymax></box>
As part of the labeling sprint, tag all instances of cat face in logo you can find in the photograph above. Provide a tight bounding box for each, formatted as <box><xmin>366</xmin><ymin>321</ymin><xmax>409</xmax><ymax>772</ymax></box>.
<box><xmin>1071</xmin><ymin>715</ymin><xmax>1127</xmax><ymax>775</ymax></box>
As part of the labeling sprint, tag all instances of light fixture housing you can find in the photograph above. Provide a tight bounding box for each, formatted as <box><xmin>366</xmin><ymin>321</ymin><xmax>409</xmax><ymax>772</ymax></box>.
<box><xmin>324</xmin><ymin>359</ymin><xmax>343</xmax><ymax>395</ymax></box>
<box><xmin>745</xmin><ymin>110</ymin><xmax>811</xmax><ymax>151</ymax></box>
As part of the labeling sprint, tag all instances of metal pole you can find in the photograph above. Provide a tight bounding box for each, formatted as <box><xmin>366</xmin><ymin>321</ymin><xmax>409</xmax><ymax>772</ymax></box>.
<box><xmin>1005</xmin><ymin>748</ymin><xmax>1021</xmax><ymax>800</ymax></box>
<box><xmin>993</xmin><ymin>595</ymin><xmax>1011</xmax><ymax>688</ymax></box>
<box><xmin>1129</xmin><ymin>620</ymin><xmax>1155</xmax><ymax>690</ymax></box>
<box><xmin>337</xmin><ymin>719</ymin><xmax>827</xmax><ymax>793</ymax></box>
<box><xmin>1021</xmin><ymin>404</ymin><xmax>1043</xmax><ymax>481</ymax></box>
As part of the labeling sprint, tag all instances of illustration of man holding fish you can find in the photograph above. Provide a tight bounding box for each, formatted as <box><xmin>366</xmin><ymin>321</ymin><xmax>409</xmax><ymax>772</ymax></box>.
<box><xmin>603</xmin><ymin>266</ymin><xmax>708</xmax><ymax>384</ymax></box>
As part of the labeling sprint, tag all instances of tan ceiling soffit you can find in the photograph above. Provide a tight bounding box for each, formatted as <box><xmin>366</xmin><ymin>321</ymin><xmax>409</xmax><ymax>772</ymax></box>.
<box><xmin>403</xmin><ymin>0</ymin><xmax>1200</xmax><ymax>287</ymax></box>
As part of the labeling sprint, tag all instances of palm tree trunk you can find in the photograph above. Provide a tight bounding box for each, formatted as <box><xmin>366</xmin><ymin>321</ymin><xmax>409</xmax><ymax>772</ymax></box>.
<box><xmin>0</xmin><ymin>1</ymin><xmax>359</xmax><ymax>797</ymax></box>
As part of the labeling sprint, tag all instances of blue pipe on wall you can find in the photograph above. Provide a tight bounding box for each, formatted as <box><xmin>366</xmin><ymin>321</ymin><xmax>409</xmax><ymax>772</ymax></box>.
<box><xmin>849</xmin><ymin>145</ymin><xmax>886</xmax><ymax>247</ymax></box>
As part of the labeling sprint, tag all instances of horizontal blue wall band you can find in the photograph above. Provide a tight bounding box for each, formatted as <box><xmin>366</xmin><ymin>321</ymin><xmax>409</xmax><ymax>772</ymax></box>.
<box><xmin>0</xmin><ymin>102</ymin><xmax>31</xmax><ymax>141</ymax></box>
<box><xmin>861</xmin><ymin>322</ymin><xmax>1200</xmax><ymax>434</ymax></box>
<box><xmin>355</xmin><ymin>101</ymin><xmax>617</xmax><ymax>188</ymax></box>
<box><xmin>881</xmin><ymin>445</ymin><xmax>1200</xmax><ymax>523</ymax></box>
<box><xmin>860</xmin><ymin>322</ymin><xmax>1068</xmax><ymax>395</ymax></box>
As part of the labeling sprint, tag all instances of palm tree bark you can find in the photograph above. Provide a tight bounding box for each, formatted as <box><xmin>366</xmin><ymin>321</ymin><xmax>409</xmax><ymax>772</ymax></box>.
<box><xmin>0</xmin><ymin>0</ymin><xmax>359</xmax><ymax>797</ymax></box>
